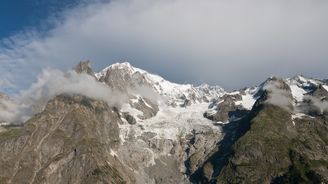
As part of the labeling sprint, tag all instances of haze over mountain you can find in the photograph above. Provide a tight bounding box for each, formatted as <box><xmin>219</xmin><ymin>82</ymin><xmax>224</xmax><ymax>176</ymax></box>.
<box><xmin>0</xmin><ymin>61</ymin><xmax>327</xmax><ymax>183</ymax></box>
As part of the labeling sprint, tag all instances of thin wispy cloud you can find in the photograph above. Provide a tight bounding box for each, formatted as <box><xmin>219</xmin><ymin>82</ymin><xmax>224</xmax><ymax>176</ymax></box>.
<box><xmin>1</xmin><ymin>0</ymin><xmax>328</xmax><ymax>93</ymax></box>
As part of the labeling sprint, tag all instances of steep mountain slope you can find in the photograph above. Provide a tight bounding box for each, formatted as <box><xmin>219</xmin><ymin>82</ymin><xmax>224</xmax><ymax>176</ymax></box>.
<box><xmin>0</xmin><ymin>61</ymin><xmax>231</xmax><ymax>184</ymax></box>
<box><xmin>0</xmin><ymin>95</ymin><xmax>134</xmax><ymax>184</ymax></box>
<box><xmin>194</xmin><ymin>77</ymin><xmax>328</xmax><ymax>183</ymax></box>
<box><xmin>0</xmin><ymin>62</ymin><xmax>327</xmax><ymax>184</ymax></box>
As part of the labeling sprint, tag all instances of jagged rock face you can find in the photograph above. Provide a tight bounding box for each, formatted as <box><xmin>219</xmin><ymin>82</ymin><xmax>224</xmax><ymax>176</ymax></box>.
<box><xmin>0</xmin><ymin>95</ymin><xmax>135</xmax><ymax>184</ymax></box>
<box><xmin>204</xmin><ymin>94</ymin><xmax>246</xmax><ymax>123</ymax></box>
<box><xmin>94</xmin><ymin>63</ymin><xmax>160</xmax><ymax>120</ymax></box>
<box><xmin>215</xmin><ymin>105</ymin><xmax>328</xmax><ymax>184</ymax></box>
<box><xmin>253</xmin><ymin>77</ymin><xmax>294</xmax><ymax>111</ymax></box>
<box><xmin>299</xmin><ymin>85</ymin><xmax>328</xmax><ymax>116</ymax></box>
<box><xmin>121</xmin><ymin>112</ymin><xmax>137</xmax><ymax>124</ymax></box>
<box><xmin>0</xmin><ymin>94</ymin><xmax>223</xmax><ymax>184</ymax></box>
<box><xmin>74</xmin><ymin>60</ymin><xmax>95</xmax><ymax>77</ymax></box>
<box><xmin>1</xmin><ymin>62</ymin><xmax>328</xmax><ymax>184</ymax></box>
<box><xmin>98</xmin><ymin>62</ymin><xmax>151</xmax><ymax>91</ymax></box>
<box><xmin>192</xmin><ymin>78</ymin><xmax>328</xmax><ymax>183</ymax></box>
<box><xmin>129</xmin><ymin>96</ymin><xmax>159</xmax><ymax>120</ymax></box>
<box><xmin>191</xmin><ymin>76</ymin><xmax>328</xmax><ymax>183</ymax></box>
<box><xmin>95</xmin><ymin>62</ymin><xmax>225</xmax><ymax>107</ymax></box>
<box><xmin>292</xmin><ymin>75</ymin><xmax>320</xmax><ymax>92</ymax></box>
<box><xmin>310</xmin><ymin>84</ymin><xmax>328</xmax><ymax>98</ymax></box>
<box><xmin>184</xmin><ymin>128</ymin><xmax>222</xmax><ymax>175</ymax></box>
<box><xmin>117</xmin><ymin>127</ymin><xmax>222</xmax><ymax>184</ymax></box>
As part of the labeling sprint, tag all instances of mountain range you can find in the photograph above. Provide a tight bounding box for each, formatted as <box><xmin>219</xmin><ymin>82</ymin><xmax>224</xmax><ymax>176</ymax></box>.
<box><xmin>0</xmin><ymin>61</ymin><xmax>327</xmax><ymax>184</ymax></box>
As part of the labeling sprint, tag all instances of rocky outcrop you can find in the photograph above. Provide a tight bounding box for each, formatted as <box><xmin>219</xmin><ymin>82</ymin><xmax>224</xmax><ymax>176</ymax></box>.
<box><xmin>98</xmin><ymin>62</ymin><xmax>152</xmax><ymax>91</ymax></box>
<box><xmin>0</xmin><ymin>95</ymin><xmax>135</xmax><ymax>184</ymax></box>
<box><xmin>310</xmin><ymin>84</ymin><xmax>328</xmax><ymax>98</ymax></box>
<box><xmin>253</xmin><ymin>76</ymin><xmax>294</xmax><ymax>111</ymax></box>
<box><xmin>193</xmin><ymin>81</ymin><xmax>328</xmax><ymax>183</ymax></box>
<box><xmin>299</xmin><ymin>84</ymin><xmax>328</xmax><ymax>116</ymax></box>
<box><xmin>191</xmin><ymin>77</ymin><xmax>328</xmax><ymax>183</ymax></box>
<box><xmin>129</xmin><ymin>97</ymin><xmax>159</xmax><ymax>119</ymax></box>
<box><xmin>1</xmin><ymin>62</ymin><xmax>327</xmax><ymax>184</ymax></box>
<box><xmin>216</xmin><ymin>104</ymin><xmax>328</xmax><ymax>184</ymax></box>
<box><xmin>203</xmin><ymin>93</ymin><xmax>247</xmax><ymax>123</ymax></box>
<box><xmin>324</xmin><ymin>79</ymin><xmax>328</xmax><ymax>84</ymax></box>
<box><xmin>74</xmin><ymin>60</ymin><xmax>95</xmax><ymax>77</ymax></box>
<box><xmin>121</xmin><ymin>112</ymin><xmax>137</xmax><ymax>124</ymax></box>
<box><xmin>0</xmin><ymin>93</ymin><xmax>223</xmax><ymax>184</ymax></box>
<box><xmin>184</xmin><ymin>128</ymin><xmax>223</xmax><ymax>175</ymax></box>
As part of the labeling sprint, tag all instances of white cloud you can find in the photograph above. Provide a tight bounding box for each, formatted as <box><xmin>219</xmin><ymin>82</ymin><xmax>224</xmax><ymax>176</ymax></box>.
<box><xmin>0</xmin><ymin>79</ymin><xmax>15</xmax><ymax>89</ymax></box>
<box><xmin>0</xmin><ymin>98</ymin><xmax>31</xmax><ymax>124</ymax></box>
<box><xmin>263</xmin><ymin>79</ymin><xmax>293</xmax><ymax>110</ymax></box>
<box><xmin>0</xmin><ymin>68</ymin><xmax>131</xmax><ymax>124</ymax></box>
<box><xmin>18</xmin><ymin>68</ymin><xmax>129</xmax><ymax>108</ymax></box>
<box><xmin>1</xmin><ymin>0</ymin><xmax>328</xmax><ymax>91</ymax></box>
<box><xmin>301</xmin><ymin>96</ymin><xmax>328</xmax><ymax>115</ymax></box>
<box><xmin>0</xmin><ymin>67</ymin><xmax>161</xmax><ymax>124</ymax></box>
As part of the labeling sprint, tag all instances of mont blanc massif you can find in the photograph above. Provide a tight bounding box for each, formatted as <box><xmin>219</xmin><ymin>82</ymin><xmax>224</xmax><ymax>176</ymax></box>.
<box><xmin>0</xmin><ymin>61</ymin><xmax>327</xmax><ymax>184</ymax></box>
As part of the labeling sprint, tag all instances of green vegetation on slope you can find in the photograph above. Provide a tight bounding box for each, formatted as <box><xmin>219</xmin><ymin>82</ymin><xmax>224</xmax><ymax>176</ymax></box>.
<box><xmin>217</xmin><ymin>105</ymin><xmax>328</xmax><ymax>184</ymax></box>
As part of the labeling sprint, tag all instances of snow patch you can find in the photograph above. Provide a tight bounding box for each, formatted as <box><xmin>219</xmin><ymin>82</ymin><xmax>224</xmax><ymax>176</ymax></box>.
<box><xmin>323</xmin><ymin>85</ymin><xmax>328</xmax><ymax>92</ymax></box>
<box><xmin>95</xmin><ymin>62</ymin><xmax>225</xmax><ymax>107</ymax></box>
<box><xmin>289</xmin><ymin>84</ymin><xmax>306</xmax><ymax>102</ymax></box>
<box><xmin>291</xmin><ymin>113</ymin><xmax>315</xmax><ymax>125</ymax></box>
<box><xmin>291</xmin><ymin>113</ymin><xmax>306</xmax><ymax>125</ymax></box>
<box><xmin>110</xmin><ymin>149</ymin><xmax>118</xmax><ymax>157</ymax></box>
<box><xmin>235</xmin><ymin>88</ymin><xmax>258</xmax><ymax>110</ymax></box>
<box><xmin>121</xmin><ymin>103</ymin><xmax>143</xmax><ymax>118</ymax></box>
<box><xmin>118</xmin><ymin>102</ymin><xmax>221</xmax><ymax>142</ymax></box>
<box><xmin>235</xmin><ymin>93</ymin><xmax>256</xmax><ymax>110</ymax></box>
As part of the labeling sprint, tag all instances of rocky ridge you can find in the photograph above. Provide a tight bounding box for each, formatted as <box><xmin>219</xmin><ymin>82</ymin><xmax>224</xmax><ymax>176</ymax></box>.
<box><xmin>0</xmin><ymin>62</ymin><xmax>327</xmax><ymax>183</ymax></box>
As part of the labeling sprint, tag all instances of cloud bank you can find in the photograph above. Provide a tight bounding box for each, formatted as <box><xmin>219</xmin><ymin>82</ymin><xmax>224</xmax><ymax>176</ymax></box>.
<box><xmin>0</xmin><ymin>66</ymin><xmax>160</xmax><ymax>124</ymax></box>
<box><xmin>0</xmin><ymin>98</ymin><xmax>31</xmax><ymax>124</ymax></box>
<box><xmin>263</xmin><ymin>79</ymin><xmax>293</xmax><ymax>110</ymax></box>
<box><xmin>0</xmin><ymin>69</ymin><xmax>130</xmax><ymax>124</ymax></box>
<box><xmin>300</xmin><ymin>96</ymin><xmax>328</xmax><ymax>115</ymax></box>
<box><xmin>1</xmin><ymin>0</ymin><xmax>328</xmax><ymax>92</ymax></box>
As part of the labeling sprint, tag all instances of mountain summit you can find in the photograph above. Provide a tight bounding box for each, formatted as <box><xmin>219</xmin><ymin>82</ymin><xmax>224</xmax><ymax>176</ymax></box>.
<box><xmin>0</xmin><ymin>61</ymin><xmax>327</xmax><ymax>183</ymax></box>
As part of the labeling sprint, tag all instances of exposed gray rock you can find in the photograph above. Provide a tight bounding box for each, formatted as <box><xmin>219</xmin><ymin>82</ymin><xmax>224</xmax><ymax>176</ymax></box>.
<box><xmin>253</xmin><ymin>76</ymin><xmax>294</xmax><ymax>111</ymax></box>
<box><xmin>324</xmin><ymin>79</ymin><xmax>328</xmax><ymax>84</ymax></box>
<box><xmin>145</xmin><ymin>156</ymin><xmax>187</xmax><ymax>184</ymax></box>
<box><xmin>180</xmin><ymin>99</ymin><xmax>192</xmax><ymax>108</ymax></box>
<box><xmin>99</xmin><ymin>63</ymin><xmax>152</xmax><ymax>91</ymax></box>
<box><xmin>2</xmin><ymin>61</ymin><xmax>327</xmax><ymax>184</ymax></box>
<box><xmin>204</xmin><ymin>94</ymin><xmax>246</xmax><ymax>122</ymax></box>
<box><xmin>130</xmin><ymin>97</ymin><xmax>159</xmax><ymax>119</ymax></box>
<box><xmin>122</xmin><ymin>112</ymin><xmax>137</xmax><ymax>124</ymax></box>
<box><xmin>310</xmin><ymin>84</ymin><xmax>328</xmax><ymax>98</ymax></box>
<box><xmin>0</xmin><ymin>95</ymin><xmax>135</xmax><ymax>184</ymax></box>
<box><xmin>299</xmin><ymin>85</ymin><xmax>328</xmax><ymax>116</ymax></box>
<box><xmin>184</xmin><ymin>128</ymin><xmax>223</xmax><ymax>176</ymax></box>
<box><xmin>74</xmin><ymin>60</ymin><xmax>95</xmax><ymax>77</ymax></box>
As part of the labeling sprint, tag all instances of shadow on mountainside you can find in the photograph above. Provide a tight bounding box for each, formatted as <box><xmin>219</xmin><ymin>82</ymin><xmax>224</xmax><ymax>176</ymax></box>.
<box><xmin>189</xmin><ymin>108</ymin><xmax>258</xmax><ymax>184</ymax></box>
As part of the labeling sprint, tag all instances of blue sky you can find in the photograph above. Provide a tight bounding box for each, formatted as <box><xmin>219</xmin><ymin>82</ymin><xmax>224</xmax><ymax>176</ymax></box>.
<box><xmin>0</xmin><ymin>0</ymin><xmax>81</xmax><ymax>39</ymax></box>
<box><xmin>1</xmin><ymin>0</ymin><xmax>328</xmax><ymax>94</ymax></box>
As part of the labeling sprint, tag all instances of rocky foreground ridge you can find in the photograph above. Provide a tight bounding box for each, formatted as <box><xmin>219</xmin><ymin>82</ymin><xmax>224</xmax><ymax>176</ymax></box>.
<box><xmin>0</xmin><ymin>61</ymin><xmax>327</xmax><ymax>184</ymax></box>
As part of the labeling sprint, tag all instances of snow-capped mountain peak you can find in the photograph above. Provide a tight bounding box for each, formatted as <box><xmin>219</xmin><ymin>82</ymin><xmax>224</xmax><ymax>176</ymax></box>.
<box><xmin>286</xmin><ymin>75</ymin><xmax>327</xmax><ymax>103</ymax></box>
<box><xmin>95</xmin><ymin>62</ymin><xmax>225</xmax><ymax>106</ymax></box>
